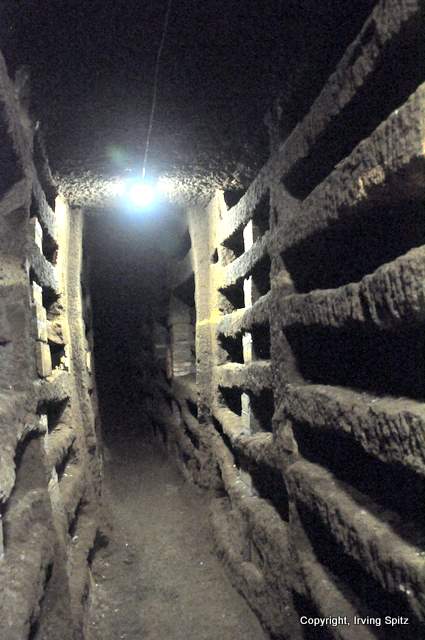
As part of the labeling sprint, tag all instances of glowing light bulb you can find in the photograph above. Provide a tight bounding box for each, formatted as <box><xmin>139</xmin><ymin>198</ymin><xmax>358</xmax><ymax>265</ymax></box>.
<box><xmin>128</xmin><ymin>182</ymin><xmax>155</xmax><ymax>208</ymax></box>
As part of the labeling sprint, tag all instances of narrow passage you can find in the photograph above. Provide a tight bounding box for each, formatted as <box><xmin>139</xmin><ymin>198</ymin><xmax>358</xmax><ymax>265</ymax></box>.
<box><xmin>87</xmin><ymin>433</ymin><xmax>267</xmax><ymax>640</ymax></box>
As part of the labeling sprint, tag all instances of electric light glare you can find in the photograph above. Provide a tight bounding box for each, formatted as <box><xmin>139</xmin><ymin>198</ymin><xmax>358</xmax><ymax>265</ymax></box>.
<box><xmin>128</xmin><ymin>183</ymin><xmax>155</xmax><ymax>208</ymax></box>
<box><xmin>111</xmin><ymin>177</ymin><xmax>156</xmax><ymax>209</ymax></box>
<box><xmin>111</xmin><ymin>179</ymin><xmax>125</xmax><ymax>196</ymax></box>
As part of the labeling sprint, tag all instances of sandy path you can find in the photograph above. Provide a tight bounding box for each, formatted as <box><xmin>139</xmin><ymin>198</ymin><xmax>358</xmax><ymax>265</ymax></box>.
<box><xmin>87</xmin><ymin>434</ymin><xmax>267</xmax><ymax>640</ymax></box>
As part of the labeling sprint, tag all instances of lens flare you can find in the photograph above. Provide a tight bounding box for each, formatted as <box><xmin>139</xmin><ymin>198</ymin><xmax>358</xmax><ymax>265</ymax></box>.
<box><xmin>110</xmin><ymin>177</ymin><xmax>157</xmax><ymax>209</ymax></box>
<box><xmin>128</xmin><ymin>183</ymin><xmax>155</xmax><ymax>208</ymax></box>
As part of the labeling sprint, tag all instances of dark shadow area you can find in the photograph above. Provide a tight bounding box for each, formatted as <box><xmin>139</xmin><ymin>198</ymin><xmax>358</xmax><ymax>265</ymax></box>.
<box><xmin>252</xmin><ymin>255</ymin><xmax>271</xmax><ymax>298</ymax></box>
<box><xmin>186</xmin><ymin>399</ymin><xmax>198</xmax><ymax>419</ymax></box>
<box><xmin>249</xmin><ymin>389</ymin><xmax>274</xmax><ymax>432</ymax></box>
<box><xmin>282</xmin><ymin>201</ymin><xmax>425</xmax><ymax>293</ymax></box>
<box><xmin>219</xmin><ymin>281</ymin><xmax>245</xmax><ymax>310</ymax></box>
<box><xmin>85</xmin><ymin>204</ymin><xmax>182</xmax><ymax>442</ymax></box>
<box><xmin>0</xmin><ymin>106</ymin><xmax>22</xmax><ymax>198</ymax></box>
<box><xmin>49</xmin><ymin>342</ymin><xmax>65</xmax><ymax>370</ymax></box>
<box><xmin>293</xmin><ymin>420</ymin><xmax>425</xmax><ymax>527</ymax></box>
<box><xmin>175</xmin><ymin>228</ymin><xmax>192</xmax><ymax>260</ymax></box>
<box><xmin>212</xmin><ymin>415</ymin><xmax>238</xmax><ymax>462</ymax></box>
<box><xmin>218</xmin><ymin>333</ymin><xmax>244</xmax><ymax>364</ymax></box>
<box><xmin>285</xmin><ymin>324</ymin><xmax>425</xmax><ymax>400</ymax></box>
<box><xmin>224</xmin><ymin>189</ymin><xmax>246</xmax><ymax>209</ymax></box>
<box><xmin>219</xmin><ymin>386</ymin><xmax>242</xmax><ymax>416</ymax></box>
<box><xmin>174</xmin><ymin>273</ymin><xmax>195</xmax><ymax>308</ymax></box>
<box><xmin>240</xmin><ymin>456</ymin><xmax>289</xmax><ymax>522</ymax></box>
<box><xmin>298</xmin><ymin>504</ymin><xmax>422</xmax><ymax>639</ymax></box>
<box><xmin>252</xmin><ymin>192</ymin><xmax>270</xmax><ymax>235</ymax></box>
<box><xmin>291</xmin><ymin>592</ymin><xmax>335</xmax><ymax>640</ymax></box>
<box><xmin>222</xmin><ymin>227</ymin><xmax>245</xmax><ymax>262</ymax></box>
<box><xmin>252</xmin><ymin>323</ymin><xmax>271</xmax><ymax>360</ymax></box>
<box><xmin>282</xmin><ymin>23</ymin><xmax>425</xmax><ymax>199</ymax></box>
<box><xmin>37</xmin><ymin>398</ymin><xmax>68</xmax><ymax>433</ymax></box>
<box><xmin>55</xmin><ymin>445</ymin><xmax>76</xmax><ymax>482</ymax></box>
<box><xmin>184</xmin><ymin>424</ymin><xmax>200</xmax><ymax>450</ymax></box>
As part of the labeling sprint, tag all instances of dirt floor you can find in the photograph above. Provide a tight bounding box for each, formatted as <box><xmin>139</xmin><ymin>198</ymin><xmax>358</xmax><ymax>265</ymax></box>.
<box><xmin>86</xmin><ymin>432</ymin><xmax>267</xmax><ymax>640</ymax></box>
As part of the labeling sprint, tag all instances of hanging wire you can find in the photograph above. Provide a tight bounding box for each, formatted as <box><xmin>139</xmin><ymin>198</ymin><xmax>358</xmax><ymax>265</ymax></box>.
<box><xmin>142</xmin><ymin>0</ymin><xmax>173</xmax><ymax>180</ymax></box>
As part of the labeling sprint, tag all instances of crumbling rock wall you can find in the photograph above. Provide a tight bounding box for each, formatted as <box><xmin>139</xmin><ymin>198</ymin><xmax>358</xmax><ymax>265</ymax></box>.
<box><xmin>1</xmin><ymin>1</ymin><xmax>425</xmax><ymax>637</ymax></box>
<box><xmin>166</xmin><ymin>2</ymin><xmax>425</xmax><ymax>637</ymax></box>
<box><xmin>0</xmin><ymin>52</ymin><xmax>101</xmax><ymax>639</ymax></box>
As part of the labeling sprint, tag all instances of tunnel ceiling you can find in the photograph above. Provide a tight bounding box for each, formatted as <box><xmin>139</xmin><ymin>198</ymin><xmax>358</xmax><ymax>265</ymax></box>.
<box><xmin>1</xmin><ymin>0</ymin><xmax>376</xmax><ymax>207</ymax></box>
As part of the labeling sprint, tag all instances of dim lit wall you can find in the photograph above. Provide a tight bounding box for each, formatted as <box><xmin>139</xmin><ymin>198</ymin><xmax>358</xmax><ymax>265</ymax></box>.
<box><xmin>0</xmin><ymin>52</ymin><xmax>101</xmax><ymax>640</ymax></box>
<box><xmin>166</xmin><ymin>1</ymin><xmax>425</xmax><ymax>637</ymax></box>
<box><xmin>1</xmin><ymin>0</ymin><xmax>424</xmax><ymax>637</ymax></box>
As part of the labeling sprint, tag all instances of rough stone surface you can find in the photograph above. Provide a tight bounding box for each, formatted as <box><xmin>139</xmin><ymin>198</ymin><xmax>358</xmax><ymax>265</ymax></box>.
<box><xmin>288</xmin><ymin>460</ymin><xmax>425</xmax><ymax>627</ymax></box>
<box><xmin>0</xmin><ymin>53</ymin><xmax>101</xmax><ymax>640</ymax></box>
<box><xmin>277</xmin><ymin>245</ymin><xmax>425</xmax><ymax>330</ymax></box>
<box><xmin>216</xmin><ymin>361</ymin><xmax>273</xmax><ymax>395</ymax></box>
<box><xmin>162</xmin><ymin>3</ymin><xmax>425</xmax><ymax>637</ymax></box>
<box><xmin>35</xmin><ymin>341</ymin><xmax>52</xmax><ymax>377</ymax></box>
<box><xmin>276</xmin><ymin>81</ymin><xmax>425</xmax><ymax>256</ymax></box>
<box><xmin>277</xmin><ymin>0</ymin><xmax>424</xmax><ymax>185</ymax></box>
<box><xmin>1</xmin><ymin>1</ymin><xmax>425</xmax><ymax>638</ymax></box>
<box><xmin>224</xmin><ymin>232</ymin><xmax>270</xmax><ymax>288</ymax></box>
<box><xmin>217</xmin><ymin>292</ymin><xmax>271</xmax><ymax>339</ymax></box>
<box><xmin>281</xmin><ymin>383</ymin><xmax>425</xmax><ymax>474</ymax></box>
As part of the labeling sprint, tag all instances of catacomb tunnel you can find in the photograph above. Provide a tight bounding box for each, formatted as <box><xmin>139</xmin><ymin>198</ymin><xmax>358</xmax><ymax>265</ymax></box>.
<box><xmin>1</xmin><ymin>1</ymin><xmax>425</xmax><ymax>638</ymax></box>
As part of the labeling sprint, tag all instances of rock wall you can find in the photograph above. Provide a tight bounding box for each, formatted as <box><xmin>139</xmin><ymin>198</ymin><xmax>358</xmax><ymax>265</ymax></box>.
<box><xmin>0</xmin><ymin>52</ymin><xmax>101</xmax><ymax>639</ymax></box>
<box><xmin>166</xmin><ymin>2</ymin><xmax>425</xmax><ymax>638</ymax></box>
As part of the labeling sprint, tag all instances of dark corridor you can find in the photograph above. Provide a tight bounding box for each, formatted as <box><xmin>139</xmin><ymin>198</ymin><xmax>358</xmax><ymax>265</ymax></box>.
<box><xmin>0</xmin><ymin>1</ymin><xmax>424</xmax><ymax>639</ymax></box>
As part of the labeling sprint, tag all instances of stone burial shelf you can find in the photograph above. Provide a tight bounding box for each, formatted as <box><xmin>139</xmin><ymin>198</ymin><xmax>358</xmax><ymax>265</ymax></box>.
<box><xmin>0</xmin><ymin>0</ymin><xmax>424</xmax><ymax>638</ymax></box>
